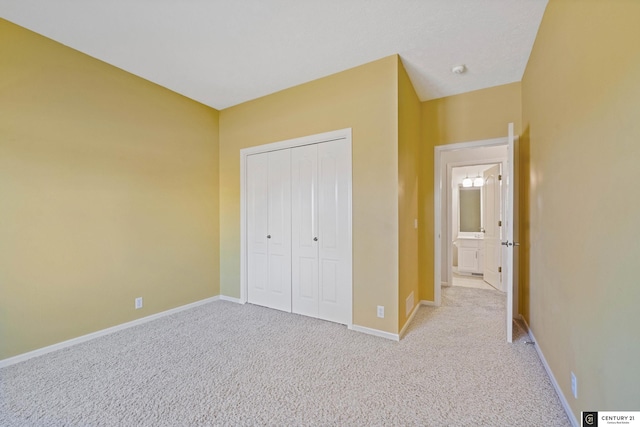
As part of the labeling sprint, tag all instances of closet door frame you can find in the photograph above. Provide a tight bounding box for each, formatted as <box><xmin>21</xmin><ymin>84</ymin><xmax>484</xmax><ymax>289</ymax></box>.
<box><xmin>240</xmin><ymin>128</ymin><xmax>353</xmax><ymax>328</ymax></box>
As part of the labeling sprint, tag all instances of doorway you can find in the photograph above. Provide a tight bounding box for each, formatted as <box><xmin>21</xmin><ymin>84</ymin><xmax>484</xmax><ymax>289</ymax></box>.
<box><xmin>434</xmin><ymin>124</ymin><xmax>517</xmax><ymax>342</ymax></box>
<box><xmin>450</xmin><ymin>164</ymin><xmax>502</xmax><ymax>292</ymax></box>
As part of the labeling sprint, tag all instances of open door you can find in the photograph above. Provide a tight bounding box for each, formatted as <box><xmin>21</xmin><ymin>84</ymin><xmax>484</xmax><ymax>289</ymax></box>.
<box><xmin>503</xmin><ymin>123</ymin><xmax>516</xmax><ymax>343</ymax></box>
<box><xmin>482</xmin><ymin>164</ymin><xmax>502</xmax><ymax>290</ymax></box>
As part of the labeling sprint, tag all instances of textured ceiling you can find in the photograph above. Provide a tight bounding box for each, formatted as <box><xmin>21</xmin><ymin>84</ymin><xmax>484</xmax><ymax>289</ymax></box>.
<box><xmin>0</xmin><ymin>0</ymin><xmax>548</xmax><ymax>110</ymax></box>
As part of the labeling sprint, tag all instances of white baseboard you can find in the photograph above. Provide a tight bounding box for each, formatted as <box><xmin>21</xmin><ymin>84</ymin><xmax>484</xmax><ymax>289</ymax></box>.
<box><xmin>0</xmin><ymin>296</ymin><xmax>220</xmax><ymax>369</ymax></box>
<box><xmin>519</xmin><ymin>315</ymin><xmax>579</xmax><ymax>427</ymax></box>
<box><xmin>420</xmin><ymin>300</ymin><xmax>438</xmax><ymax>307</ymax></box>
<box><xmin>399</xmin><ymin>303</ymin><xmax>421</xmax><ymax>339</ymax></box>
<box><xmin>219</xmin><ymin>295</ymin><xmax>244</xmax><ymax>304</ymax></box>
<box><xmin>349</xmin><ymin>324</ymin><xmax>399</xmax><ymax>341</ymax></box>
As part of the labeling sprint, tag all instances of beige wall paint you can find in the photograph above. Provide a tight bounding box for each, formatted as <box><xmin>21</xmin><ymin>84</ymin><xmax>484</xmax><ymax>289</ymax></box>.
<box><xmin>522</xmin><ymin>0</ymin><xmax>640</xmax><ymax>415</ymax></box>
<box><xmin>397</xmin><ymin>58</ymin><xmax>420</xmax><ymax>329</ymax></box>
<box><xmin>419</xmin><ymin>83</ymin><xmax>522</xmax><ymax>301</ymax></box>
<box><xmin>219</xmin><ymin>56</ymin><xmax>400</xmax><ymax>333</ymax></box>
<box><xmin>0</xmin><ymin>20</ymin><xmax>220</xmax><ymax>359</ymax></box>
<box><xmin>417</xmin><ymin>119</ymin><xmax>435</xmax><ymax>302</ymax></box>
<box><xmin>422</xmin><ymin>82</ymin><xmax>522</xmax><ymax>147</ymax></box>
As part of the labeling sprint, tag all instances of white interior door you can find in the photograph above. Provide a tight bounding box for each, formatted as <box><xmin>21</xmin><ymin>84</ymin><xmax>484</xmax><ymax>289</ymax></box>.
<box><xmin>265</xmin><ymin>150</ymin><xmax>292</xmax><ymax>312</ymax></box>
<box><xmin>503</xmin><ymin>123</ymin><xmax>516</xmax><ymax>343</ymax></box>
<box><xmin>247</xmin><ymin>153</ymin><xmax>270</xmax><ymax>307</ymax></box>
<box><xmin>317</xmin><ymin>140</ymin><xmax>351</xmax><ymax>324</ymax></box>
<box><xmin>291</xmin><ymin>144</ymin><xmax>319</xmax><ymax>317</ymax></box>
<box><xmin>247</xmin><ymin>150</ymin><xmax>292</xmax><ymax>312</ymax></box>
<box><xmin>483</xmin><ymin>164</ymin><xmax>502</xmax><ymax>290</ymax></box>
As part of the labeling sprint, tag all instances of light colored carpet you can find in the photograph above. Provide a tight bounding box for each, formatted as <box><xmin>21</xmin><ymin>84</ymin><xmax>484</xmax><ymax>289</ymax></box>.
<box><xmin>452</xmin><ymin>270</ymin><xmax>496</xmax><ymax>291</ymax></box>
<box><xmin>0</xmin><ymin>287</ymin><xmax>570</xmax><ymax>426</ymax></box>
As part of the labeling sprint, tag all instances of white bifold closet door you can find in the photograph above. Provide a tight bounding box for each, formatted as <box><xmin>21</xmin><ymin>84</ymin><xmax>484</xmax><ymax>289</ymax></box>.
<box><xmin>291</xmin><ymin>141</ymin><xmax>350</xmax><ymax>324</ymax></box>
<box><xmin>246</xmin><ymin>149</ymin><xmax>292</xmax><ymax>312</ymax></box>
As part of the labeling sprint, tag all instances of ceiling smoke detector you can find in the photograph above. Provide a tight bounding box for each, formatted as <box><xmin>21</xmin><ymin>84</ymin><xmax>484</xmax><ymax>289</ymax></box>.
<box><xmin>451</xmin><ymin>65</ymin><xmax>466</xmax><ymax>74</ymax></box>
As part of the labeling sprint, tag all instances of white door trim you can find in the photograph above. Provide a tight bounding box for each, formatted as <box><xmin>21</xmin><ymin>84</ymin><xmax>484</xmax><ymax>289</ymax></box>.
<box><xmin>434</xmin><ymin>137</ymin><xmax>507</xmax><ymax>307</ymax></box>
<box><xmin>240</xmin><ymin>128</ymin><xmax>353</xmax><ymax>327</ymax></box>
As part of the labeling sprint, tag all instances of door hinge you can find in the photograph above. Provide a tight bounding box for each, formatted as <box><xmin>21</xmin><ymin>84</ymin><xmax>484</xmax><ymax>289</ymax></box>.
<box><xmin>498</xmin><ymin>220</ymin><xmax>502</xmax><ymax>227</ymax></box>
<box><xmin>498</xmin><ymin>266</ymin><xmax>502</xmax><ymax>273</ymax></box>
<box><xmin>498</xmin><ymin>174</ymin><xmax>502</xmax><ymax>181</ymax></box>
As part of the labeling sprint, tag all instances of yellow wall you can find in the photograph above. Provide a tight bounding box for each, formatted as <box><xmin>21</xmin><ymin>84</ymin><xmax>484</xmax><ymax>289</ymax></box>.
<box><xmin>418</xmin><ymin>83</ymin><xmax>522</xmax><ymax>301</ymax></box>
<box><xmin>0</xmin><ymin>20</ymin><xmax>220</xmax><ymax>359</ymax></box>
<box><xmin>397</xmin><ymin>58</ymin><xmax>420</xmax><ymax>329</ymax></box>
<box><xmin>521</xmin><ymin>0</ymin><xmax>640</xmax><ymax>415</ymax></box>
<box><xmin>422</xmin><ymin>82</ymin><xmax>522</xmax><ymax>147</ymax></box>
<box><xmin>219</xmin><ymin>56</ymin><xmax>400</xmax><ymax>333</ymax></box>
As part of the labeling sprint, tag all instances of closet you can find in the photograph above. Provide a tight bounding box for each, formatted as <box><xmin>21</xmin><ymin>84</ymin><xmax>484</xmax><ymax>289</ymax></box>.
<box><xmin>246</xmin><ymin>138</ymin><xmax>351</xmax><ymax>325</ymax></box>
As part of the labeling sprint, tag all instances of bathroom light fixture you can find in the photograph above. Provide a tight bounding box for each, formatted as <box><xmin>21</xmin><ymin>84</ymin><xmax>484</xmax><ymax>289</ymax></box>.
<box><xmin>473</xmin><ymin>174</ymin><xmax>484</xmax><ymax>187</ymax></box>
<box><xmin>462</xmin><ymin>175</ymin><xmax>473</xmax><ymax>187</ymax></box>
<box><xmin>451</xmin><ymin>64</ymin><xmax>466</xmax><ymax>74</ymax></box>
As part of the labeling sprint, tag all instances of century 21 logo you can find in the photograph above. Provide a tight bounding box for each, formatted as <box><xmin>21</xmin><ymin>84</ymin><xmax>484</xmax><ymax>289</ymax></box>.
<box><xmin>583</xmin><ymin>412</ymin><xmax>597</xmax><ymax>426</ymax></box>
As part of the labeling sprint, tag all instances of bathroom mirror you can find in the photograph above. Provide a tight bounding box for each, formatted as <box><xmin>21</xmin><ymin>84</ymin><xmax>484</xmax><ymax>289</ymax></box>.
<box><xmin>459</xmin><ymin>187</ymin><xmax>482</xmax><ymax>233</ymax></box>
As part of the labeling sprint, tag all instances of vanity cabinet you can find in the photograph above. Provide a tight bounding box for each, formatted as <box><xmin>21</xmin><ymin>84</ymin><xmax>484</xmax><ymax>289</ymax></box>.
<box><xmin>457</xmin><ymin>238</ymin><xmax>484</xmax><ymax>274</ymax></box>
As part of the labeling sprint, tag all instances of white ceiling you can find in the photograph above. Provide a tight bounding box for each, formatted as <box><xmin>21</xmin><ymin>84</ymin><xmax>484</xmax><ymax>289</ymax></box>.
<box><xmin>0</xmin><ymin>0</ymin><xmax>548</xmax><ymax>110</ymax></box>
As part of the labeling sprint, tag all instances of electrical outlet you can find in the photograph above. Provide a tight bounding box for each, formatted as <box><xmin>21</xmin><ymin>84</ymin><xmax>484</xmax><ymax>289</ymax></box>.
<box><xmin>414</xmin><ymin>219</ymin><xmax>418</xmax><ymax>229</ymax></box>
<box><xmin>377</xmin><ymin>305</ymin><xmax>384</xmax><ymax>318</ymax></box>
<box><xmin>135</xmin><ymin>297</ymin><xmax>143</xmax><ymax>310</ymax></box>
<box><xmin>406</xmin><ymin>292</ymin><xmax>414</xmax><ymax>316</ymax></box>
<box><xmin>571</xmin><ymin>372</ymin><xmax>577</xmax><ymax>399</ymax></box>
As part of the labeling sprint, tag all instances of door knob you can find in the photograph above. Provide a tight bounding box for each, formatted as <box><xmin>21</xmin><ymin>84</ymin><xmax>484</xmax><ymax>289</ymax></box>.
<box><xmin>267</xmin><ymin>235</ymin><xmax>271</xmax><ymax>239</ymax></box>
<box><xmin>313</xmin><ymin>237</ymin><xmax>318</xmax><ymax>241</ymax></box>
<box><xmin>501</xmin><ymin>241</ymin><xmax>512</xmax><ymax>247</ymax></box>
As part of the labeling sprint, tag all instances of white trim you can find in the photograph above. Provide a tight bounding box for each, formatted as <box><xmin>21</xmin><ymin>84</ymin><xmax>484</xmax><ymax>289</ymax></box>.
<box><xmin>519</xmin><ymin>315</ymin><xmax>579</xmax><ymax>427</ymax></box>
<box><xmin>436</xmin><ymin>137</ymin><xmax>508</xmax><ymax>152</ymax></box>
<box><xmin>240</xmin><ymin>128</ymin><xmax>353</xmax><ymax>328</ymax></box>
<box><xmin>219</xmin><ymin>295</ymin><xmax>244</xmax><ymax>304</ymax></box>
<box><xmin>434</xmin><ymin>144</ymin><xmax>443</xmax><ymax>307</ymax></box>
<box><xmin>399</xmin><ymin>303</ymin><xmax>421</xmax><ymax>338</ymax></box>
<box><xmin>349</xmin><ymin>324</ymin><xmax>399</xmax><ymax>341</ymax></box>
<box><xmin>0</xmin><ymin>296</ymin><xmax>220</xmax><ymax>368</ymax></box>
<box><xmin>420</xmin><ymin>300</ymin><xmax>438</xmax><ymax>307</ymax></box>
<box><xmin>240</xmin><ymin>128</ymin><xmax>350</xmax><ymax>157</ymax></box>
<box><xmin>344</xmin><ymin>139</ymin><xmax>353</xmax><ymax>329</ymax></box>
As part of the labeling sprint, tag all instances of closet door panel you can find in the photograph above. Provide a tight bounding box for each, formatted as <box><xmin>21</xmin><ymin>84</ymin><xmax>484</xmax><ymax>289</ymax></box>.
<box><xmin>247</xmin><ymin>153</ymin><xmax>270</xmax><ymax>305</ymax></box>
<box><xmin>291</xmin><ymin>144</ymin><xmax>319</xmax><ymax>317</ymax></box>
<box><xmin>318</xmin><ymin>140</ymin><xmax>350</xmax><ymax>324</ymax></box>
<box><xmin>320</xmin><ymin>259</ymin><xmax>338</xmax><ymax>302</ymax></box>
<box><xmin>265</xmin><ymin>149</ymin><xmax>292</xmax><ymax>312</ymax></box>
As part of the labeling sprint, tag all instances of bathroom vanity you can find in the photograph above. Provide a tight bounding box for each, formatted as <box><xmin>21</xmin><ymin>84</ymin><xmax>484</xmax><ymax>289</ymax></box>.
<box><xmin>456</xmin><ymin>234</ymin><xmax>484</xmax><ymax>275</ymax></box>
